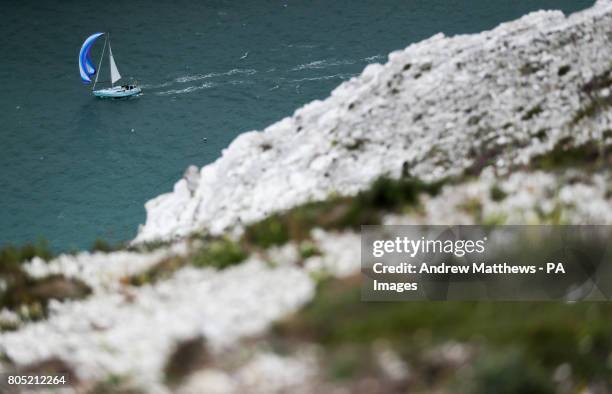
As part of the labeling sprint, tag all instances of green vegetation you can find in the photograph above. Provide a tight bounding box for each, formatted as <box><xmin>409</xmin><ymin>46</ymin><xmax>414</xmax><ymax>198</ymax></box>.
<box><xmin>522</xmin><ymin>104</ymin><xmax>543</xmax><ymax>121</ymax></box>
<box><xmin>0</xmin><ymin>239</ymin><xmax>75</xmax><ymax>326</ymax></box>
<box><xmin>466</xmin><ymin>144</ymin><xmax>506</xmax><ymax>176</ymax></box>
<box><xmin>125</xmin><ymin>176</ymin><xmax>446</xmax><ymax>287</ymax></box>
<box><xmin>127</xmin><ymin>236</ymin><xmax>247</xmax><ymax>286</ymax></box>
<box><xmin>127</xmin><ymin>239</ymin><xmax>174</xmax><ymax>253</ymax></box>
<box><xmin>191</xmin><ymin>237</ymin><xmax>247</xmax><ymax>269</ymax></box>
<box><xmin>582</xmin><ymin>66</ymin><xmax>612</xmax><ymax>94</ymax></box>
<box><xmin>326</xmin><ymin>345</ymin><xmax>375</xmax><ymax>382</ymax></box>
<box><xmin>489</xmin><ymin>184</ymin><xmax>507</xmax><ymax>202</ymax></box>
<box><xmin>275</xmin><ymin>276</ymin><xmax>612</xmax><ymax>390</ymax></box>
<box><xmin>128</xmin><ymin>255</ymin><xmax>186</xmax><ymax>286</ymax></box>
<box><xmin>242</xmin><ymin>177</ymin><xmax>445</xmax><ymax>248</ymax></box>
<box><xmin>572</xmin><ymin>66</ymin><xmax>612</xmax><ymax>124</ymax></box>
<box><xmin>91</xmin><ymin>238</ymin><xmax>120</xmax><ymax>253</ymax></box>
<box><xmin>530</xmin><ymin>138</ymin><xmax>611</xmax><ymax>171</ymax></box>
<box><xmin>458</xmin><ymin>198</ymin><xmax>483</xmax><ymax>220</ymax></box>
<box><xmin>89</xmin><ymin>375</ymin><xmax>144</xmax><ymax>394</ymax></box>
<box><xmin>557</xmin><ymin>65</ymin><xmax>571</xmax><ymax>77</ymax></box>
<box><xmin>470</xmin><ymin>349</ymin><xmax>554</xmax><ymax>394</ymax></box>
<box><xmin>299</xmin><ymin>240</ymin><xmax>321</xmax><ymax>260</ymax></box>
<box><xmin>0</xmin><ymin>274</ymin><xmax>91</xmax><ymax>324</ymax></box>
<box><xmin>0</xmin><ymin>239</ymin><xmax>53</xmax><ymax>269</ymax></box>
<box><xmin>572</xmin><ymin>99</ymin><xmax>610</xmax><ymax>124</ymax></box>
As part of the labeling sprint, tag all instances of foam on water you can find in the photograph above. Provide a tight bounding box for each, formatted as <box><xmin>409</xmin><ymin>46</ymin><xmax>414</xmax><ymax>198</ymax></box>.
<box><xmin>175</xmin><ymin>68</ymin><xmax>257</xmax><ymax>84</ymax></box>
<box><xmin>156</xmin><ymin>82</ymin><xmax>217</xmax><ymax>96</ymax></box>
<box><xmin>291</xmin><ymin>59</ymin><xmax>357</xmax><ymax>71</ymax></box>
<box><xmin>289</xmin><ymin>73</ymin><xmax>356</xmax><ymax>83</ymax></box>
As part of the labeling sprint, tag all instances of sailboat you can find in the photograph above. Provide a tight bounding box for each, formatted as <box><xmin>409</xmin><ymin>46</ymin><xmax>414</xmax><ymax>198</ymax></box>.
<box><xmin>78</xmin><ymin>32</ymin><xmax>142</xmax><ymax>98</ymax></box>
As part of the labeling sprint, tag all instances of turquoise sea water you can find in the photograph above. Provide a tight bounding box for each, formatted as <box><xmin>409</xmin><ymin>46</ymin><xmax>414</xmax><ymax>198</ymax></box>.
<box><xmin>0</xmin><ymin>1</ymin><xmax>593</xmax><ymax>251</ymax></box>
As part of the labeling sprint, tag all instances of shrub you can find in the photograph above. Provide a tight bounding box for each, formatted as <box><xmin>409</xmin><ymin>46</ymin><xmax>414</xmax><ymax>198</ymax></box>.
<box><xmin>489</xmin><ymin>185</ymin><xmax>507</xmax><ymax>202</ymax></box>
<box><xmin>91</xmin><ymin>238</ymin><xmax>115</xmax><ymax>253</ymax></box>
<box><xmin>469</xmin><ymin>350</ymin><xmax>554</xmax><ymax>394</ymax></box>
<box><xmin>192</xmin><ymin>237</ymin><xmax>247</xmax><ymax>269</ymax></box>
<box><xmin>242</xmin><ymin>177</ymin><xmax>445</xmax><ymax>247</ymax></box>
<box><xmin>0</xmin><ymin>239</ymin><xmax>53</xmax><ymax>270</ymax></box>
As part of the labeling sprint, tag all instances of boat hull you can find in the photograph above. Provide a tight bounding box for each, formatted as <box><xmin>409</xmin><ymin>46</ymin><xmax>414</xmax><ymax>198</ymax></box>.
<box><xmin>93</xmin><ymin>86</ymin><xmax>142</xmax><ymax>98</ymax></box>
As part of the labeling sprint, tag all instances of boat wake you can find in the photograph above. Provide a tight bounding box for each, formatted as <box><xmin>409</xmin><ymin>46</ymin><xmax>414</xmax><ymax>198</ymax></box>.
<box><xmin>175</xmin><ymin>69</ymin><xmax>257</xmax><ymax>84</ymax></box>
<box><xmin>156</xmin><ymin>82</ymin><xmax>217</xmax><ymax>96</ymax></box>
<box><xmin>147</xmin><ymin>54</ymin><xmax>381</xmax><ymax>97</ymax></box>
<box><xmin>146</xmin><ymin>68</ymin><xmax>259</xmax><ymax>96</ymax></box>
<box><xmin>291</xmin><ymin>59</ymin><xmax>356</xmax><ymax>71</ymax></box>
<box><xmin>288</xmin><ymin>73</ymin><xmax>356</xmax><ymax>83</ymax></box>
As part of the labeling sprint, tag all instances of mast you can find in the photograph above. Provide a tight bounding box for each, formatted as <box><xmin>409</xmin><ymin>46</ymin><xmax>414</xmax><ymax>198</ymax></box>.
<box><xmin>92</xmin><ymin>33</ymin><xmax>108</xmax><ymax>91</ymax></box>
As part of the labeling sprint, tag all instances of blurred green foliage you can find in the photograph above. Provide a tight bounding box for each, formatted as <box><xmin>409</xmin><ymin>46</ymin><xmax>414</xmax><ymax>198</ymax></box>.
<box><xmin>91</xmin><ymin>238</ymin><xmax>117</xmax><ymax>253</ymax></box>
<box><xmin>531</xmin><ymin>138</ymin><xmax>611</xmax><ymax>172</ymax></box>
<box><xmin>276</xmin><ymin>277</ymin><xmax>612</xmax><ymax>390</ymax></box>
<box><xmin>128</xmin><ymin>255</ymin><xmax>186</xmax><ymax>286</ymax></box>
<box><xmin>242</xmin><ymin>177</ymin><xmax>445</xmax><ymax>248</ymax></box>
<box><xmin>128</xmin><ymin>236</ymin><xmax>247</xmax><ymax>286</ymax></box>
<box><xmin>0</xmin><ymin>237</ymin><xmax>122</xmax><ymax>322</ymax></box>
<box><xmin>470</xmin><ymin>349</ymin><xmax>554</xmax><ymax>394</ymax></box>
<box><xmin>1</xmin><ymin>274</ymin><xmax>91</xmax><ymax>313</ymax></box>
<box><xmin>573</xmin><ymin>66</ymin><xmax>612</xmax><ymax>124</ymax></box>
<box><xmin>489</xmin><ymin>184</ymin><xmax>507</xmax><ymax>202</ymax></box>
<box><xmin>192</xmin><ymin>237</ymin><xmax>247</xmax><ymax>269</ymax></box>
<box><xmin>299</xmin><ymin>240</ymin><xmax>321</xmax><ymax>260</ymax></box>
<box><xmin>0</xmin><ymin>239</ymin><xmax>60</xmax><ymax>325</ymax></box>
<box><xmin>127</xmin><ymin>239</ymin><xmax>174</xmax><ymax>254</ymax></box>
<box><xmin>0</xmin><ymin>239</ymin><xmax>52</xmax><ymax>270</ymax></box>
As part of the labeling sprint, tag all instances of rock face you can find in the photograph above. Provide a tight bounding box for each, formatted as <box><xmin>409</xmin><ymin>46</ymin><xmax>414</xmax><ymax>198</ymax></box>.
<box><xmin>136</xmin><ymin>0</ymin><xmax>612</xmax><ymax>243</ymax></box>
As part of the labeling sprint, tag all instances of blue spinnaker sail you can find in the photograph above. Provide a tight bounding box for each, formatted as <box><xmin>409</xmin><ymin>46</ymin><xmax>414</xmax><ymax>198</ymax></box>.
<box><xmin>79</xmin><ymin>32</ymin><xmax>105</xmax><ymax>84</ymax></box>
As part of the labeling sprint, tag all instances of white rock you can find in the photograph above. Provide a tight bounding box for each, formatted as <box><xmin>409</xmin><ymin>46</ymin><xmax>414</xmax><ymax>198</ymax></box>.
<box><xmin>0</xmin><ymin>261</ymin><xmax>315</xmax><ymax>388</ymax></box>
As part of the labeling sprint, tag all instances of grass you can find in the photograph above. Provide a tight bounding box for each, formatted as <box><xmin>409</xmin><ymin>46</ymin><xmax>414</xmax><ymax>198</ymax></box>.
<box><xmin>89</xmin><ymin>375</ymin><xmax>145</xmax><ymax>394</ymax></box>
<box><xmin>127</xmin><ymin>239</ymin><xmax>174</xmax><ymax>253</ymax></box>
<box><xmin>275</xmin><ymin>276</ymin><xmax>612</xmax><ymax>388</ymax></box>
<box><xmin>0</xmin><ymin>274</ymin><xmax>91</xmax><ymax>323</ymax></box>
<box><xmin>0</xmin><ymin>239</ymin><xmax>53</xmax><ymax>270</ymax></box>
<box><xmin>127</xmin><ymin>236</ymin><xmax>248</xmax><ymax>286</ymax></box>
<box><xmin>0</xmin><ymin>239</ymin><xmax>58</xmax><ymax>324</ymax></box>
<box><xmin>242</xmin><ymin>177</ymin><xmax>445</xmax><ymax>248</ymax></box>
<box><xmin>299</xmin><ymin>240</ymin><xmax>321</xmax><ymax>260</ymax></box>
<box><xmin>530</xmin><ymin>138</ymin><xmax>611</xmax><ymax>171</ymax></box>
<box><xmin>572</xmin><ymin>66</ymin><xmax>612</xmax><ymax>124</ymax></box>
<box><xmin>128</xmin><ymin>255</ymin><xmax>186</xmax><ymax>286</ymax></box>
<box><xmin>470</xmin><ymin>349</ymin><xmax>554</xmax><ymax>394</ymax></box>
<box><xmin>572</xmin><ymin>94</ymin><xmax>612</xmax><ymax>124</ymax></box>
<box><xmin>0</xmin><ymin>175</ymin><xmax>451</xmax><ymax>293</ymax></box>
<box><xmin>90</xmin><ymin>238</ymin><xmax>121</xmax><ymax>253</ymax></box>
<box><xmin>191</xmin><ymin>237</ymin><xmax>247</xmax><ymax>269</ymax></box>
<box><xmin>458</xmin><ymin>198</ymin><xmax>483</xmax><ymax>221</ymax></box>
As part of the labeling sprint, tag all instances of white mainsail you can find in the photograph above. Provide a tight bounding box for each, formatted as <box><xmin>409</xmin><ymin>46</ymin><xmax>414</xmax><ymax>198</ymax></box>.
<box><xmin>108</xmin><ymin>44</ymin><xmax>122</xmax><ymax>85</ymax></box>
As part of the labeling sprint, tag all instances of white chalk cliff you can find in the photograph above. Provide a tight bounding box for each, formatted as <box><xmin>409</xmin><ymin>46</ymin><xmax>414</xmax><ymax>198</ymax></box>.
<box><xmin>136</xmin><ymin>0</ymin><xmax>612</xmax><ymax>243</ymax></box>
